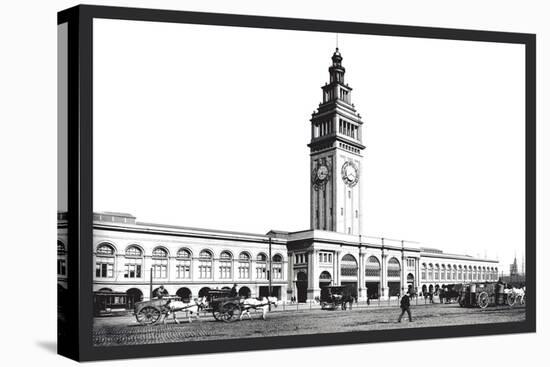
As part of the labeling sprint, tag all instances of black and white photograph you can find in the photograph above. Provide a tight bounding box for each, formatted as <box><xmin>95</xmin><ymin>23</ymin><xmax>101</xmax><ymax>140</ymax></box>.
<box><xmin>3</xmin><ymin>0</ymin><xmax>548</xmax><ymax>365</ymax></box>
<box><xmin>56</xmin><ymin>13</ymin><xmax>532</xmax><ymax>349</ymax></box>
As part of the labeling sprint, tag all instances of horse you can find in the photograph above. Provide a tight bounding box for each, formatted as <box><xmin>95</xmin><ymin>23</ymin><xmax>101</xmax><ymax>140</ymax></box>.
<box><xmin>511</xmin><ymin>286</ymin><xmax>526</xmax><ymax>305</ymax></box>
<box><xmin>163</xmin><ymin>296</ymin><xmax>207</xmax><ymax>324</ymax></box>
<box><xmin>239</xmin><ymin>297</ymin><xmax>278</xmax><ymax>320</ymax></box>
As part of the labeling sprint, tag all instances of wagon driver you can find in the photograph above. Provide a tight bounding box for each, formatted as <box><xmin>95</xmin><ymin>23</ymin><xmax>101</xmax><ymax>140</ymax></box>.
<box><xmin>154</xmin><ymin>285</ymin><xmax>169</xmax><ymax>299</ymax></box>
<box><xmin>230</xmin><ymin>283</ymin><xmax>238</xmax><ymax>297</ymax></box>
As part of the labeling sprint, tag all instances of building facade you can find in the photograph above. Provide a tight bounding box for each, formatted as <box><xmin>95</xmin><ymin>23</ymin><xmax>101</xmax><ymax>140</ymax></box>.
<box><xmin>57</xmin><ymin>49</ymin><xmax>499</xmax><ymax>307</ymax></box>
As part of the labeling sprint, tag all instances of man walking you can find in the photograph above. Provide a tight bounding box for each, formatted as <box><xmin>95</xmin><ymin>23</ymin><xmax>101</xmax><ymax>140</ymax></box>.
<box><xmin>398</xmin><ymin>292</ymin><xmax>413</xmax><ymax>323</ymax></box>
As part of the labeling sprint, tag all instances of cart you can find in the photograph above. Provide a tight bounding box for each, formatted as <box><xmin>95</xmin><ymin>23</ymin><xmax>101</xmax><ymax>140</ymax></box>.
<box><xmin>458</xmin><ymin>282</ymin><xmax>514</xmax><ymax>309</ymax></box>
<box><xmin>320</xmin><ymin>285</ymin><xmax>354</xmax><ymax>310</ymax></box>
<box><xmin>204</xmin><ymin>289</ymin><xmax>242</xmax><ymax>322</ymax></box>
<box><xmin>133</xmin><ymin>296</ymin><xmax>178</xmax><ymax>325</ymax></box>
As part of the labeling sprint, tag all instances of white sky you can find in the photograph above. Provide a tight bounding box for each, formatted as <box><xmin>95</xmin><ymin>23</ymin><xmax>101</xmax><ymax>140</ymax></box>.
<box><xmin>93</xmin><ymin>19</ymin><xmax>526</xmax><ymax>272</ymax></box>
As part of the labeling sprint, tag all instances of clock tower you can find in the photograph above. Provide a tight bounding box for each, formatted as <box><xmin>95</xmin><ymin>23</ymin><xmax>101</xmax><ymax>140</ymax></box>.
<box><xmin>309</xmin><ymin>48</ymin><xmax>365</xmax><ymax>235</ymax></box>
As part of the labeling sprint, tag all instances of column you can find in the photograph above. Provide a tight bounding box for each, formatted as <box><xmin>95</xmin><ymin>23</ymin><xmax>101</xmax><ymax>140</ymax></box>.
<box><xmin>286</xmin><ymin>255</ymin><xmax>293</xmax><ymax>301</ymax></box>
<box><xmin>334</xmin><ymin>251</ymin><xmax>341</xmax><ymax>285</ymax></box>
<box><xmin>380</xmin><ymin>252</ymin><xmax>388</xmax><ymax>299</ymax></box>
<box><xmin>401</xmin><ymin>254</ymin><xmax>407</xmax><ymax>295</ymax></box>
<box><xmin>358</xmin><ymin>252</ymin><xmax>366</xmax><ymax>301</ymax></box>
<box><xmin>307</xmin><ymin>251</ymin><xmax>314</xmax><ymax>300</ymax></box>
<box><xmin>168</xmin><ymin>255</ymin><xmax>178</xmax><ymax>292</ymax></box>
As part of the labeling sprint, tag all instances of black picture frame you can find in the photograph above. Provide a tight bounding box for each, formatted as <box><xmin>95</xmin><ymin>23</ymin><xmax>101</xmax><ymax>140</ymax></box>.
<box><xmin>57</xmin><ymin>4</ymin><xmax>536</xmax><ymax>362</ymax></box>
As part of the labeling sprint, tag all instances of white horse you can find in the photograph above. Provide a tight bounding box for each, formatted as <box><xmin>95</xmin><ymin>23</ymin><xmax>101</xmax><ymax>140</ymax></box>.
<box><xmin>512</xmin><ymin>287</ymin><xmax>526</xmax><ymax>304</ymax></box>
<box><xmin>240</xmin><ymin>297</ymin><xmax>278</xmax><ymax>320</ymax></box>
<box><xmin>163</xmin><ymin>297</ymin><xmax>207</xmax><ymax>324</ymax></box>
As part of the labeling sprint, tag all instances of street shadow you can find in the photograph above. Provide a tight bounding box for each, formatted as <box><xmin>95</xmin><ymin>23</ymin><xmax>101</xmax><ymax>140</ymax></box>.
<box><xmin>36</xmin><ymin>340</ymin><xmax>57</xmax><ymax>354</ymax></box>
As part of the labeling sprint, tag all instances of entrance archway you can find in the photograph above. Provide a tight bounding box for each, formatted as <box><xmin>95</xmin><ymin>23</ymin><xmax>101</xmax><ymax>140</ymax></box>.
<box><xmin>238</xmin><ymin>286</ymin><xmax>251</xmax><ymax>298</ymax></box>
<box><xmin>198</xmin><ymin>287</ymin><xmax>211</xmax><ymax>297</ymax></box>
<box><xmin>319</xmin><ymin>271</ymin><xmax>332</xmax><ymax>289</ymax></box>
<box><xmin>296</xmin><ymin>271</ymin><xmax>308</xmax><ymax>303</ymax></box>
<box><xmin>365</xmin><ymin>256</ymin><xmax>381</xmax><ymax>299</ymax></box>
<box><xmin>126</xmin><ymin>288</ymin><xmax>143</xmax><ymax>308</ymax></box>
<box><xmin>407</xmin><ymin>273</ymin><xmax>414</xmax><ymax>294</ymax></box>
<box><xmin>341</xmin><ymin>254</ymin><xmax>358</xmax><ymax>299</ymax></box>
<box><xmin>176</xmin><ymin>287</ymin><xmax>192</xmax><ymax>301</ymax></box>
<box><xmin>387</xmin><ymin>257</ymin><xmax>401</xmax><ymax>297</ymax></box>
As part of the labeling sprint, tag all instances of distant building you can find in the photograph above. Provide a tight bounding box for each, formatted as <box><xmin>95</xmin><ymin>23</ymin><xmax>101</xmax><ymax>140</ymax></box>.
<box><xmin>510</xmin><ymin>255</ymin><xmax>519</xmax><ymax>276</ymax></box>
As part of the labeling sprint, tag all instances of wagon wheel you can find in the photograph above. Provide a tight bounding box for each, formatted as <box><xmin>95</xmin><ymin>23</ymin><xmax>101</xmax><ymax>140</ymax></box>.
<box><xmin>505</xmin><ymin>293</ymin><xmax>516</xmax><ymax>307</ymax></box>
<box><xmin>212</xmin><ymin>308</ymin><xmax>222</xmax><ymax>321</ymax></box>
<box><xmin>136</xmin><ymin>306</ymin><xmax>161</xmax><ymax>325</ymax></box>
<box><xmin>477</xmin><ymin>292</ymin><xmax>489</xmax><ymax>309</ymax></box>
<box><xmin>220</xmin><ymin>302</ymin><xmax>241</xmax><ymax>323</ymax></box>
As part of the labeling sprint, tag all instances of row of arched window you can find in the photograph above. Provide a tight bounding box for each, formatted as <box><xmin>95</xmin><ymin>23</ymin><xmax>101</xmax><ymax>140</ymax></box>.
<box><xmin>421</xmin><ymin>263</ymin><xmax>498</xmax><ymax>282</ymax></box>
<box><xmin>339</xmin><ymin>254</ymin><xmax>401</xmax><ymax>279</ymax></box>
<box><xmin>94</xmin><ymin>242</ymin><xmax>284</xmax><ymax>281</ymax></box>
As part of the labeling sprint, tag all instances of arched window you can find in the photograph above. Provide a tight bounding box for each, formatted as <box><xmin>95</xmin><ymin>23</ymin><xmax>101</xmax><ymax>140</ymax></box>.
<box><xmin>387</xmin><ymin>257</ymin><xmax>401</xmax><ymax>279</ymax></box>
<box><xmin>458</xmin><ymin>265</ymin><xmax>463</xmax><ymax>280</ymax></box>
<box><xmin>199</xmin><ymin>250</ymin><xmax>213</xmax><ymax>279</ymax></box>
<box><xmin>95</xmin><ymin>243</ymin><xmax>115</xmax><ymax>278</ymax></box>
<box><xmin>434</xmin><ymin>264</ymin><xmax>440</xmax><ymax>280</ymax></box>
<box><xmin>319</xmin><ymin>271</ymin><xmax>332</xmax><ymax>288</ymax></box>
<box><xmin>447</xmin><ymin>265</ymin><xmax>452</xmax><ymax>280</ymax></box>
<box><xmin>272</xmin><ymin>254</ymin><xmax>283</xmax><ymax>279</ymax></box>
<box><xmin>365</xmin><ymin>256</ymin><xmax>381</xmax><ymax>278</ymax></box>
<box><xmin>176</xmin><ymin>248</ymin><xmax>191</xmax><ymax>279</ymax></box>
<box><xmin>238</xmin><ymin>252</ymin><xmax>250</xmax><ymax>279</ymax></box>
<box><xmin>97</xmin><ymin>243</ymin><xmax>115</xmax><ymax>255</ymax></box>
<box><xmin>256</xmin><ymin>252</ymin><xmax>267</xmax><ymax>279</ymax></box>
<box><xmin>152</xmin><ymin>247</ymin><xmax>168</xmax><ymax>279</ymax></box>
<box><xmin>341</xmin><ymin>254</ymin><xmax>358</xmax><ymax>277</ymax></box>
<box><xmin>421</xmin><ymin>263</ymin><xmax>427</xmax><ymax>280</ymax></box>
<box><xmin>219</xmin><ymin>251</ymin><xmax>232</xmax><ymax>279</ymax></box>
<box><xmin>57</xmin><ymin>240</ymin><xmax>67</xmax><ymax>276</ymax></box>
<box><xmin>453</xmin><ymin>265</ymin><xmax>457</xmax><ymax>280</ymax></box>
<box><xmin>428</xmin><ymin>263</ymin><xmax>434</xmax><ymax>280</ymax></box>
<box><xmin>124</xmin><ymin>245</ymin><xmax>142</xmax><ymax>278</ymax></box>
<box><xmin>472</xmin><ymin>266</ymin><xmax>476</xmax><ymax>281</ymax></box>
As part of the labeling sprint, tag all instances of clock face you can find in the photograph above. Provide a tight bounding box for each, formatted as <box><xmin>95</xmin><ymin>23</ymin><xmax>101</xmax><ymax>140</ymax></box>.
<box><xmin>341</xmin><ymin>161</ymin><xmax>359</xmax><ymax>186</ymax></box>
<box><xmin>312</xmin><ymin>164</ymin><xmax>330</xmax><ymax>189</ymax></box>
<box><xmin>317</xmin><ymin>165</ymin><xmax>329</xmax><ymax>181</ymax></box>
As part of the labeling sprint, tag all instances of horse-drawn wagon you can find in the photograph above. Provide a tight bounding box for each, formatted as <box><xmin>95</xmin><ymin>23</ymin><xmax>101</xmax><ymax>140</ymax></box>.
<box><xmin>320</xmin><ymin>285</ymin><xmax>354</xmax><ymax>310</ymax></box>
<box><xmin>134</xmin><ymin>296</ymin><xmax>174</xmax><ymax>325</ymax></box>
<box><xmin>458</xmin><ymin>282</ymin><xmax>518</xmax><ymax>309</ymax></box>
<box><xmin>204</xmin><ymin>289</ymin><xmax>242</xmax><ymax>322</ymax></box>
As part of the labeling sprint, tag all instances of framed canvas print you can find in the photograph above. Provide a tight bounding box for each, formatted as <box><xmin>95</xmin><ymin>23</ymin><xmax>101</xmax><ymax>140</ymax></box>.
<box><xmin>57</xmin><ymin>5</ymin><xmax>536</xmax><ymax>361</ymax></box>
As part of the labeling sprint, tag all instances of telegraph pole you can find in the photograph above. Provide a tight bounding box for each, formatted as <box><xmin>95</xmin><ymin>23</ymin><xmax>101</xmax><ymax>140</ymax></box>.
<box><xmin>149</xmin><ymin>268</ymin><xmax>153</xmax><ymax>300</ymax></box>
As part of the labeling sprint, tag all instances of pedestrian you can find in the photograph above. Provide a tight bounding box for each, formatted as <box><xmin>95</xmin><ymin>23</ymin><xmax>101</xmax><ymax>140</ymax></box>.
<box><xmin>366</xmin><ymin>295</ymin><xmax>370</xmax><ymax>306</ymax></box>
<box><xmin>398</xmin><ymin>292</ymin><xmax>413</xmax><ymax>323</ymax></box>
<box><xmin>154</xmin><ymin>285</ymin><xmax>169</xmax><ymax>299</ymax></box>
<box><xmin>230</xmin><ymin>283</ymin><xmax>238</xmax><ymax>297</ymax></box>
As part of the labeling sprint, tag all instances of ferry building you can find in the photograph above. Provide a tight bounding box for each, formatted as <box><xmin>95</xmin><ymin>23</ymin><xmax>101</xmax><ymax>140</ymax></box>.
<box><xmin>57</xmin><ymin>49</ymin><xmax>499</xmax><ymax>310</ymax></box>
